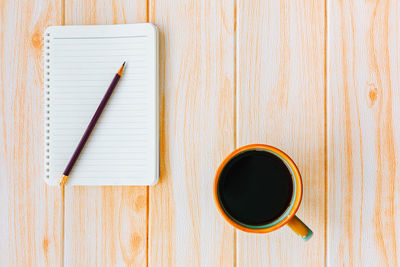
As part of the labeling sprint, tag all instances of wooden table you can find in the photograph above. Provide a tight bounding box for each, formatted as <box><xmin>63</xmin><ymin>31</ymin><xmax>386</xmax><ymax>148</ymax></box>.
<box><xmin>1</xmin><ymin>0</ymin><xmax>399</xmax><ymax>266</ymax></box>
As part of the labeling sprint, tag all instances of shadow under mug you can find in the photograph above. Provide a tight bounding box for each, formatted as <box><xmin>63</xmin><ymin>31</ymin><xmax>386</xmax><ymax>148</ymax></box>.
<box><xmin>213</xmin><ymin>144</ymin><xmax>313</xmax><ymax>241</ymax></box>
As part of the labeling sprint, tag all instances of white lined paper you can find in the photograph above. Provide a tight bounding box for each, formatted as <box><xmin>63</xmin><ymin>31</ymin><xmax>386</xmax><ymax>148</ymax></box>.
<box><xmin>44</xmin><ymin>24</ymin><xmax>159</xmax><ymax>186</ymax></box>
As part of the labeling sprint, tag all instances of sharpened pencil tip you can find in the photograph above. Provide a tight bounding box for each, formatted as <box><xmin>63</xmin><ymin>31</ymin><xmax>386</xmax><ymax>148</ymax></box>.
<box><xmin>117</xmin><ymin>61</ymin><xmax>126</xmax><ymax>76</ymax></box>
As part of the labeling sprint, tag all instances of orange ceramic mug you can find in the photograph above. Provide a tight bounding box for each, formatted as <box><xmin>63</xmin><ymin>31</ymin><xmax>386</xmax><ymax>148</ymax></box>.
<box><xmin>213</xmin><ymin>144</ymin><xmax>312</xmax><ymax>240</ymax></box>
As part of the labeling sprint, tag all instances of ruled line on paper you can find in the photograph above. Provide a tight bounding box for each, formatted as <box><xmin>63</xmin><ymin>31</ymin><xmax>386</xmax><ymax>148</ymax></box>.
<box><xmin>54</xmin><ymin>145</ymin><xmax>148</xmax><ymax>148</ymax></box>
<box><xmin>53</xmin><ymin>38</ymin><xmax>146</xmax><ymax>43</ymax></box>
<box><xmin>51</xmin><ymin>85</ymin><xmax>148</xmax><ymax>89</ymax></box>
<box><xmin>52</xmin><ymin>112</ymin><xmax>148</xmax><ymax>117</ymax></box>
<box><xmin>53</xmin><ymin>35</ymin><xmax>147</xmax><ymax>39</ymax></box>
<box><xmin>53</xmin><ymin>133</ymin><xmax>147</xmax><ymax>137</ymax></box>
<box><xmin>52</xmin><ymin>42</ymin><xmax>147</xmax><ymax>48</ymax></box>
<box><xmin>53</xmin><ymin>56</ymin><xmax>146</xmax><ymax>59</ymax></box>
<box><xmin>52</xmin><ymin>61</ymin><xmax>146</xmax><ymax>64</ymax></box>
<box><xmin>54</xmin><ymin>46</ymin><xmax>146</xmax><ymax>51</ymax></box>
<box><xmin>52</xmin><ymin>60</ymin><xmax>146</xmax><ymax>65</ymax></box>
<box><xmin>52</xmin><ymin>104</ymin><xmax>147</xmax><ymax>107</ymax></box>
<box><xmin>51</xmin><ymin>94</ymin><xmax>148</xmax><ymax>97</ymax></box>
<box><xmin>52</xmin><ymin>158</ymin><xmax>149</xmax><ymax>162</ymax></box>
<box><xmin>52</xmin><ymin>78</ymin><xmax>146</xmax><ymax>81</ymax></box>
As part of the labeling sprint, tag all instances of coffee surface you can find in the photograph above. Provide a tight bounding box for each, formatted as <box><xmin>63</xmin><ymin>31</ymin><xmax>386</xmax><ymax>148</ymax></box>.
<box><xmin>218</xmin><ymin>150</ymin><xmax>293</xmax><ymax>226</ymax></box>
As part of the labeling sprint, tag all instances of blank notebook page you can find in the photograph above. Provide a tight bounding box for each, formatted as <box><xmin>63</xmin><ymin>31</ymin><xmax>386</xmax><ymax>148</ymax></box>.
<box><xmin>44</xmin><ymin>24</ymin><xmax>159</xmax><ymax>185</ymax></box>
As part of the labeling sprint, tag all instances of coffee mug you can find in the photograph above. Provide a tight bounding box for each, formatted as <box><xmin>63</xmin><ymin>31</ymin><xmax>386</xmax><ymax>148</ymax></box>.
<box><xmin>213</xmin><ymin>144</ymin><xmax>312</xmax><ymax>240</ymax></box>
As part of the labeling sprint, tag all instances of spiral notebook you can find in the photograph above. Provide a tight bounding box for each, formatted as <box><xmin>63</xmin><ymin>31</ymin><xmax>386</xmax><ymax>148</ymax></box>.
<box><xmin>43</xmin><ymin>24</ymin><xmax>159</xmax><ymax>185</ymax></box>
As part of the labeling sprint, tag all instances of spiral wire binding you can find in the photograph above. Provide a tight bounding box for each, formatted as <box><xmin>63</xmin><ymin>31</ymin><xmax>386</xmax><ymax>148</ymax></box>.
<box><xmin>44</xmin><ymin>32</ymin><xmax>51</xmax><ymax>180</ymax></box>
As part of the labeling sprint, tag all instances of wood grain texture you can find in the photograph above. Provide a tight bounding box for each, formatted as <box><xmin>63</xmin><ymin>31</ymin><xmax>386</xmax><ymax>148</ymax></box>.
<box><xmin>4</xmin><ymin>0</ymin><xmax>400</xmax><ymax>265</ymax></box>
<box><xmin>148</xmin><ymin>0</ymin><xmax>235</xmax><ymax>266</ymax></box>
<box><xmin>63</xmin><ymin>1</ymin><xmax>148</xmax><ymax>266</ymax></box>
<box><xmin>328</xmin><ymin>0</ymin><xmax>400</xmax><ymax>266</ymax></box>
<box><xmin>0</xmin><ymin>0</ymin><xmax>62</xmax><ymax>266</ymax></box>
<box><xmin>236</xmin><ymin>0</ymin><xmax>326</xmax><ymax>266</ymax></box>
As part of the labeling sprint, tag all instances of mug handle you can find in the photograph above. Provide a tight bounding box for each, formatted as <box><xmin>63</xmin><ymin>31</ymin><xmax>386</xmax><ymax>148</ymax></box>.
<box><xmin>287</xmin><ymin>215</ymin><xmax>313</xmax><ymax>241</ymax></box>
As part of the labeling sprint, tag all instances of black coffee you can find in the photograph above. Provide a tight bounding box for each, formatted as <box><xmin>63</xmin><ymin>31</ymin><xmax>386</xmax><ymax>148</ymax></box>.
<box><xmin>217</xmin><ymin>150</ymin><xmax>293</xmax><ymax>226</ymax></box>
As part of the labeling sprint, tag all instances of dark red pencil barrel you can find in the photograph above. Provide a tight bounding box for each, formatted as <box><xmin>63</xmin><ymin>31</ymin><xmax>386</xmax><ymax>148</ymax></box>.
<box><xmin>63</xmin><ymin>73</ymin><xmax>121</xmax><ymax>176</ymax></box>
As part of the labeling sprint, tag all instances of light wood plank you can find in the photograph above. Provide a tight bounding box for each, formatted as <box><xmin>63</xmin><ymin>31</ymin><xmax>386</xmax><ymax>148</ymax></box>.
<box><xmin>236</xmin><ymin>0</ymin><xmax>326</xmax><ymax>266</ymax></box>
<box><xmin>328</xmin><ymin>0</ymin><xmax>400</xmax><ymax>266</ymax></box>
<box><xmin>148</xmin><ymin>0</ymin><xmax>235</xmax><ymax>266</ymax></box>
<box><xmin>63</xmin><ymin>1</ymin><xmax>148</xmax><ymax>266</ymax></box>
<box><xmin>0</xmin><ymin>0</ymin><xmax>62</xmax><ymax>266</ymax></box>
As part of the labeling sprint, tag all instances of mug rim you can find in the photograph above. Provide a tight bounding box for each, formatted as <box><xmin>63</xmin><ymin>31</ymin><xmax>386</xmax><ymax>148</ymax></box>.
<box><xmin>213</xmin><ymin>144</ymin><xmax>303</xmax><ymax>233</ymax></box>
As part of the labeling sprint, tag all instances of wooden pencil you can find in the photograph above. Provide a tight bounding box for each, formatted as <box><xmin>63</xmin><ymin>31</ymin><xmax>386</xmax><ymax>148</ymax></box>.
<box><xmin>58</xmin><ymin>61</ymin><xmax>126</xmax><ymax>186</ymax></box>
